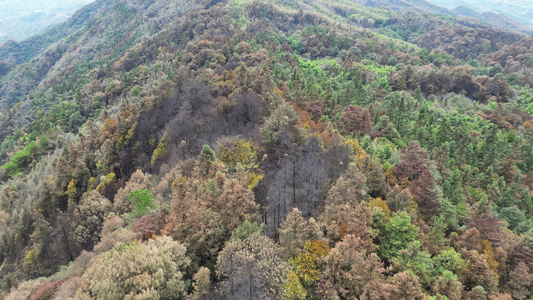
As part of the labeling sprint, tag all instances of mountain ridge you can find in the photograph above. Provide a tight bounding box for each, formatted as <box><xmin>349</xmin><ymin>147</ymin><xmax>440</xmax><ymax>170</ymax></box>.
<box><xmin>0</xmin><ymin>0</ymin><xmax>532</xmax><ymax>299</ymax></box>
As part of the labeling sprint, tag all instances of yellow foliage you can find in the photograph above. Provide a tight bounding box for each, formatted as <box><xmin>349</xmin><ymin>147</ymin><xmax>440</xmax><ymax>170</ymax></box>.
<box><xmin>283</xmin><ymin>271</ymin><xmax>307</xmax><ymax>300</ymax></box>
<box><xmin>217</xmin><ymin>139</ymin><xmax>259</xmax><ymax>171</ymax></box>
<box><xmin>87</xmin><ymin>177</ymin><xmax>97</xmax><ymax>192</ymax></box>
<box><xmin>101</xmin><ymin>118</ymin><xmax>118</xmax><ymax>138</ymax></box>
<box><xmin>292</xmin><ymin>240</ymin><xmax>330</xmax><ymax>287</ymax></box>
<box><xmin>384</xmin><ymin>166</ymin><xmax>399</xmax><ymax>186</ymax></box>
<box><xmin>274</xmin><ymin>87</ymin><xmax>284</xmax><ymax>97</ymax></box>
<box><xmin>66</xmin><ymin>179</ymin><xmax>77</xmax><ymax>203</ymax></box>
<box><xmin>369</xmin><ymin>197</ymin><xmax>391</xmax><ymax>218</ymax></box>
<box><xmin>122</xmin><ymin>109</ymin><xmax>132</xmax><ymax>119</ymax></box>
<box><xmin>96</xmin><ymin>173</ymin><xmax>116</xmax><ymax>192</ymax></box>
<box><xmin>226</xmin><ymin>70</ymin><xmax>235</xmax><ymax>82</ymax></box>
<box><xmin>247</xmin><ymin>173</ymin><xmax>264</xmax><ymax>190</ymax></box>
<box><xmin>25</xmin><ymin>249</ymin><xmax>35</xmax><ymax>270</ymax></box>
<box><xmin>480</xmin><ymin>240</ymin><xmax>500</xmax><ymax>282</ymax></box>
<box><xmin>151</xmin><ymin>141</ymin><xmax>169</xmax><ymax>165</ymax></box>
<box><xmin>345</xmin><ymin>138</ymin><xmax>366</xmax><ymax>167</ymax></box>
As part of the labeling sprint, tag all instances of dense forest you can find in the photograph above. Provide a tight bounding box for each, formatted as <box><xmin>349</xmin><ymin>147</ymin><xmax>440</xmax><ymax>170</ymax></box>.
<box><xmin>0</xmin><ymin>0</ymin><xmax>532</xmax><ymax>299</ymax></box>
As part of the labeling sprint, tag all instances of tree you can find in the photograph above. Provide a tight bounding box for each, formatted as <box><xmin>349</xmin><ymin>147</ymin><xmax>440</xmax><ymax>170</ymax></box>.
<box><xmin>291</xmin><ymin>240</ymin><xmax>330</xmax><ymax>289</ymax></box>
<box><xmin>452</xmin><ymin>227</ymin><xmax>481</xmax><ymax>252</ymax></box>
<box><xmin>369</xmin><ymin>197</ymin><xmax>391</xmax><ymax>218</ymax></box>
<box><xmin>459</xmin><ymin>250</ymin><xmax>498</xmax><ymax>293</ymax></box>
<box><xmin>279</xmin><ymin>208</ymin><xmax>322</xmax><ymax>259</ymax></box>
<box><xmin>4</xmin><ymin>279</ymin><xmax>45</xmax><ymax>300</ymax></box>
<box><xmin>76</xmin><ymin>236</ymin><xmax>190</xmax><ymax>299</ymax></box>
<box><xmin>27</xmin><ymin>280</ymin><xmax>61</xmax><ymax>300</ymax></box>
<box><xmin>317</xmin><ymin>235</ymin><xmax>387</xmax><ymax>299</ymax></box>
<box><xmin>392</xmin><ymin>241</ymin><xmax>435</xmax><ymax>289</ymax></box>
<box><xmin>320</xmin><ymin>201</ymin><xmax>374</xmax><ymax>248</ymax></box>
<box><xmin>211</xmin><ymin>167</ymin><xmax>259</xmax><ymax>231</ymax></box>
<box><xmin>228</xmin><ymin>221</ymin><xmax>264</xmax><ymax>242</ymax></box>
<box><xmin>434</xmin><ymin>270</ymin><xmax>463</xmax><ymax>300</ymax></box>
<box><xmin>133</xmin><ymin>213</ymin><xmax>165</xmax><ymax>237</ymax></box>
<box><xmin>379</xmin><ymin>212</ymin><xmax>418</xmax><ymax>261</ymax></box>
<box><xmin>394</xmin><ymin>141</ymin><xmax>430</xmax><ymax>181</ymax></box>
<box><xmin>509</xmin><ymin>231</ymin><xmax>533</xmax><ymax>271</ymax></box>
<box><xmin>216</xmin><ymin>233</ymin><xmax>289</xmax><ymax>300</ymax></box>
<box><xmin>190</xmin><ymin>267</ymin><xmax>212</xmax><ymax>300</ymax></box>
<box><xmin>434</xmin><ymin>247</ymin><xmax>465</xmax><ymax>274</ymax></box>
<box><xmin>385</xmin><ymin>187</ymin><xmax>414</xmax><ymax>213</ymax></box>
<box><xmin>410</xmin><ymin>170</ymin><xmax>441</xmax><ymax>218</ymax></box>
<box><xmin>283</xmin><ymin>271</ymin><xmax>307</xmax><ymax>300</ymax></box>
<box><xmin>260</xmin><ymin>102</ymin><xmax>300</xmax><ymax>145</ymax></box>
<box><xmin>325</xmin><ymin>162</ymin><xmax>368</xmax><ymax>206</ymax></box>
<box><xmin>164</xmin><ymin>194</ymin><xmax>226</xmax><ymax>274</ymax></box>
<box><xmin>193</xmin><ymin>145</ymin><xmax>227</xmax><ymax>180</ymax></box>
<box><xmin>66</xmin><ymin>179</ymin><xmax>77</xmax><ymax>203</ymax></box>
<box><xmin>365</xmin><ymin>160</ymin><xmax>388</xmax><ymax>199</ymax></box>
<box><xmin>468</xmin><ymin>216</ymin><xmax>506</xmax><ymax>247</ymax></box>
<box><xmin>72</xmin><ymin>191</ymin><xmax>111</xmax><ymax>252</ymax></box>
<box><xmin>498</xmin><ymin>206</ymin><xmax>526</xmax><ymax>232</ymax></box>
<box><xmin>27</xmin><ymin>211</ymin><xmax>53</xmax><ymax>277</ymax></box>
<box><xmin>338</xmin><ymin>105</ymin><xmax>372</xmax><ymax>137</ymax></box>
<box><xmin>165</xmin><ymin>161</ymin><xmax>259</xmax><ymax>273</ymax></box>
<box><xmin>506</xmin><ymin>261</ymin><xmax>531</xmax><ymax>300</ymax></box>
<box><xmin>128</xmin><ymin>189</ymin><xmax>156</xmax><ymax>218</ymax></box>
<box><xmin>388</xmin><ymin>271</ymin><xmax>425</xmax><ymax>300</ymax></box>
<box><xmin>113</xmin><ymin>170</ymin><xmax>152</xmax><ymax>215</ymax></box>
<box><xmin>216</xmin><ymin>137</ymin><xmax>259</xmax><ymax>172</ymax></box>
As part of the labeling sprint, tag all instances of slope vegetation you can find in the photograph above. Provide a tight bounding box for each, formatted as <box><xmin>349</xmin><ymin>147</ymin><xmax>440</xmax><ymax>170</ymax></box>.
<box><xmin>0</xmin><ymin>0</ymin><xmax>531</xmax><ymax>299</ymax></box>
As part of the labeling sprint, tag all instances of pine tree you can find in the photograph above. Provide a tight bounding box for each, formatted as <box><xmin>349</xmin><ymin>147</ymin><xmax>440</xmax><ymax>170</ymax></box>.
<box><xmin>279</xmin><ymin>208</ymin><xmax>322</xmax><ymax>259</ymax></box>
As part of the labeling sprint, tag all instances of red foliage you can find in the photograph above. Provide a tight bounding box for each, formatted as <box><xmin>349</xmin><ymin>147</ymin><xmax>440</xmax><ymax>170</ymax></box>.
<box><xmin>508</xmin><ymin>233</ymin><xmax>533</xmax><ymax>270</ymax></box>
<box><xmin>28</xmin><ymin>280</ymin><xmax>62</xmax><ymax>300</ymax></box>
<box><xmin>339</xmin><ymin>105</ymin><xmax>372</xmax><ymax>137</ymax></box>
<box><xmin>410</xmin><ymin>170</ymin><xmax>440</xmax><ymax>218</ymax></box>
<box><xmin>394</xmin><ymin>141</ymin><xmax>431</xmax><ymax>180</ymax></box>
<box><xmin>453</xmin><ymin>227</ymin><xmax>481</xmax><ymax>252</ymax></box>
<box><xmin>468</xmin><ymin>216</ymin><xmax>506</xmax><ymax>247</ymax></box>
<box><xmin>133</xmin><ymin>214</ymin><xmax>163</xmax><ymax>236</ymax></box>
<box><xmin>140</xmin><ymin>230</ymin><xmax>156</xmax><ymax>242</ymax></box>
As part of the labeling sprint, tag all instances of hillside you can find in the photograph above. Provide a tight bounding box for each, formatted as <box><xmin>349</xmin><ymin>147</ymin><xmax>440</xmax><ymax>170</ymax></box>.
<box><xmin>0</xmin><ymin>0</ymin><xmax>532</xmax><ymax>299</ymax></box>
<box><xmin>428</xmin><ymin>0</ymin><xmax>533</xmax><ymax>29</ymax></box>
<box><xmin>0</xmin><ymin>0</ymin><xmax>94</xmax><ymax>45</ymax></box>
<box><xmin>478</xmin><ymin>11</ymin><xmax>533</xmax><ymax>36</ymax></box>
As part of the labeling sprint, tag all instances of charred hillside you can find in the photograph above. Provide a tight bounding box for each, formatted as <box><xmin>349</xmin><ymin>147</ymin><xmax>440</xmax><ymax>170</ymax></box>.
<box><xmin>0</xmin><ymin>0</ymin><xmax>532</xmax><ymax>299</ymax></box>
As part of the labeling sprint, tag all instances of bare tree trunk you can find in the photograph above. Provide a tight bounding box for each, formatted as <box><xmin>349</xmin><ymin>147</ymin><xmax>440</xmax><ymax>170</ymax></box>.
<box><xmin>230</xmin><ymin>253</ymin><xmax>234</xmax><ymax>298</ymax></box>
<box><xmin>248</xmin><ymin>261</ymin><xmax>253</xmax><ymax>300</ymax></box>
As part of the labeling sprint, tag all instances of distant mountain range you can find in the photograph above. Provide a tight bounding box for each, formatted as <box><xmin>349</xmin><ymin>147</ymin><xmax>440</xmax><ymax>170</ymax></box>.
<box><xmin>0</xmin><ymin>0</ymin><xmax>530</xmax><ymax>49</ymax></box>
<box><xmin>0</xmin><ymin>0</ymin><xmax>94</xmax><ymax>44</ymax></box>
<box><xmin>350</xmin><ymin>0</ymin><xmax>533</xmax><ymax>35</ymax></box>
<box><xmin>427</xmin><ymin>0</ymin><xmax>533</xmax><ymax>34</ymax></box>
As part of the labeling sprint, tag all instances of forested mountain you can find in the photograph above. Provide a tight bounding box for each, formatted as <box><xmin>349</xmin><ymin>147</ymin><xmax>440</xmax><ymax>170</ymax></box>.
<box><xmin>0</xmin><ymin>0</ymin><xmax>94</xmax><ymax>44</ymax></box>
<box><xmin>429</xmin><ymin>0</ymin><xmax>533</xmax><ymax>28</ymax></box>
<box><xmin>0</xmin><ymin>0</ymin><xmax>532</xmax><ymax>299</ymax></box>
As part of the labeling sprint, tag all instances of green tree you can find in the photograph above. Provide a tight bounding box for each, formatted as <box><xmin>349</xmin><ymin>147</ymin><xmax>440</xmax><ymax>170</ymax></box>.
<box><xmin>433</xmin><ymin>247</ymin><xmax>465</xmax><ymax>273</ymax></box>
<box><xmin>379</xmin><ymin>212</ymin><xmax>418</xmax><ymax>261</ymax></box>
<box><xmin>392</xmin><ymin>241</ymin><xmax>435</xmax><ymax>288</ymax></box>
<box><xmin>129</xmin><ymin>189</ymin><xmax>156</xmax><ymax>218</ymax></box>
<box><xmin>499</xmin><ymin>206</ymin><xmax>526</xmax><ymax>232</ymax></box>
